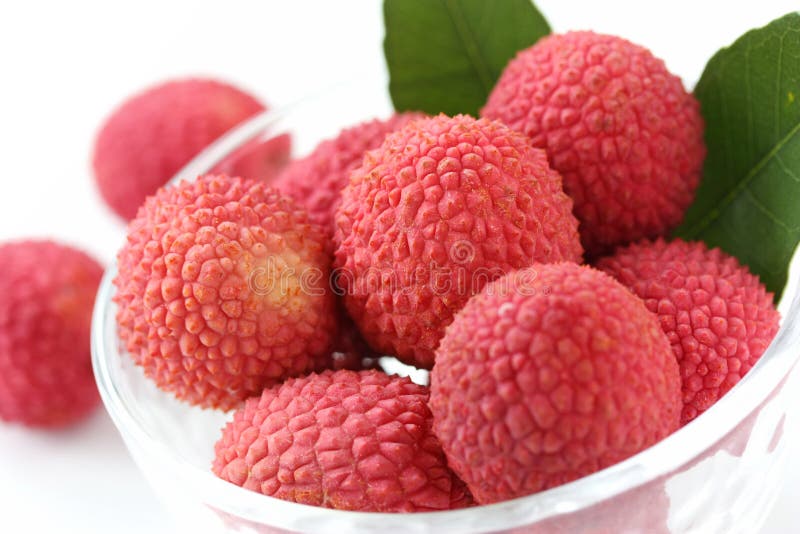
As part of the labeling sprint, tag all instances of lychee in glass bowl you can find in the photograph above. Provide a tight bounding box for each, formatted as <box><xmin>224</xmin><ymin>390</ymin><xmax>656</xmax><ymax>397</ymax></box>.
<box><xmin>92</xmin><ymin>75</ymin><xmax>800</xmax><ymax>533</ymax></box>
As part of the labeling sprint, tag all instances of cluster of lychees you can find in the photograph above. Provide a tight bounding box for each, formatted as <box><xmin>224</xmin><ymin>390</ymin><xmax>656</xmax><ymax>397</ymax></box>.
<box><xmin>116</xmin><ymin>31</ymin><xmax>781</xmax><ymax>511</ymax></box>
<box><xmin>0</xmin><ymin>78</ymin><xmax>289</xmax><ymax>428</ymax></box>
<box><xmin>0</xmin><ymin>31</ymin><xmax>780</xmax><ymax>513</ymax></box>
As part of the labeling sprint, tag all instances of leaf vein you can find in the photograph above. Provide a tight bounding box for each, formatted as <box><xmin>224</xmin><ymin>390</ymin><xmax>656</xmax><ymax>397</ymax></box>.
<box><xmin>744</xmin><ymin>189</ymin><xmax>794</xmax><ymax>233</ymax></box>
<box><xmin>682</xmin><ymin>119</ymin><xmax>800</xmax><ymax>237</ymax></box>
<box><xmin>776</xmin><ymin>153</ymin><xmax>800</xmax><ymax>183</ymax></box>
<box><xmin>440</xmin><ymin>0</ymin><xmax>494</xmax><ymax>95</ymax></box>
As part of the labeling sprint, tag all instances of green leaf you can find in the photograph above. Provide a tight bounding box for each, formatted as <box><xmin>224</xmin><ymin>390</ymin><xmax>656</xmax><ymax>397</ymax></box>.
<box><xmin>383</xmin><ymin>0</ymin><xmax>550</xmax><ymax>117</ymax></box>
<box><xmin>675</xmin><ymin>12</ymin><xmax>800</xmax><ymax>300</ymax></box>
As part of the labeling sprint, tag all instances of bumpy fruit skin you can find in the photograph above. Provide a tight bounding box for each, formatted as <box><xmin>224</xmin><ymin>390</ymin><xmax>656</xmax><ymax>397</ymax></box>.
<box><xmin>93</xmin><ymin>78</ymin><xmax>270</xmax><ymax>220</ymax></box>
<box><xmin>212</xmin><ymin>133</ymin><xmax>291</xmax><ymax>184</ymax></box>
<box><xmin>0</xmin><ymin>241</ymin><xmax>102</xmax><ymax>427</ymax></box>
<box><xmin>597</xmin><ymin>238</ymin><xmax>780</xmax><ymax>425</ymax></box>
<box><xmin>114</xmin><ymin>174</ymin><xmax>336</xmax><ymax>410</ymax></box>
<box><xmin>212</xmin><ymin>370</ymin><xmax>473</xmax><ymax>511</ymax></box>
<box><xmin>274</xmin><ymin>113</ymin><xmax>424</xmax><ymax>236</ymax></box>
<box><xmin>334</xmin><ymin>114</ymin><xmax>583</xmax><ymax>368</ymax></box>
<box><xmin>430</xmin><ymin>263</ymin><xmax>680</xmax><ymax>504</ymax></box>
<box><xmin>482</xmin><ymin>31</ymin><xmax>705</xmax><ymax>257</ymax></box>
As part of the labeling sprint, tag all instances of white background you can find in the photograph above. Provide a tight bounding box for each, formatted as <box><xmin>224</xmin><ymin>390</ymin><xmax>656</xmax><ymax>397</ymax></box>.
<box><xmin>0</xmin><ymin>1</ymin><xmax>798</xmax><ymax>532</ymax></box>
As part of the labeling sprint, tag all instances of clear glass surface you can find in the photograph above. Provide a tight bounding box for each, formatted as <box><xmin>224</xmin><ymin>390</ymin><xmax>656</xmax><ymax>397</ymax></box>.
<box><xmin>91</xmin><ymin>75</ymin><xmax>800</xmax><ymax>533</ymax></box>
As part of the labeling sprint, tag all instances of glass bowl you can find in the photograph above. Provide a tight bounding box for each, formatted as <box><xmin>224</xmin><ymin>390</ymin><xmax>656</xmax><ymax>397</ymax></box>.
<box><xmin>91</xmin><ymin>75</ymin><xmax>800</xmax><ymax>534</ymax></box>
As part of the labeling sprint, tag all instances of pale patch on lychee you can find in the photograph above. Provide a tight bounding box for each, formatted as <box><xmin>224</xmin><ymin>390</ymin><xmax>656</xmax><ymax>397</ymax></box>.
<box><xmin>246</xmin><ymin>251</ymin><xmax>321</xmax><ymax>313</ymax></box>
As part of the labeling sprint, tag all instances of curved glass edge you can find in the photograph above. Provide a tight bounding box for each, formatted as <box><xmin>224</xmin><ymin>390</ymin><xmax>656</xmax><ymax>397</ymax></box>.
<box><xmin>90</xmin><ymin>101</ymin><xmax>800</xmax><ymax>533</ymax></box>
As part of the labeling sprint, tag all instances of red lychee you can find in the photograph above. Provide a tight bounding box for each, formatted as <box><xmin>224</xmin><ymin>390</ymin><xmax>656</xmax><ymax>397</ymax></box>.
<box><xmin>212</xmin><ymin>369</ymin><xmax>473</xmax><ymax>511</ymax></box>
<box><xmin>114</xmin><ymin>174</ymin><xmax>337</xmax><ymax>410</ymax></box>
<box><xmin>482</xmin><ymin>31</ymin><xmax>705</xmax><ymax>256</ymax></box>
<box><xmin>274</xmin><ymin>113</ymin><xmax>424</xmax><ymax>236</ymax></box>
<box><xmin>93</xmin><ymin>78</ymin><xmax>287</xmax><ymax>220</ymax></box>
<box><xmin>596</xmin><ymin>238</ymin><xmax>780</xmax><ymax>424</ymax></box>
<box><xmin>0</xmin><ymin>240</ymin><xmax>103</xmax><ymax>427</ymax></box>
<box><xmin>430</xmin><ymin>263</ymin><xmax>680</xmax><ymax>504</ymax></box>
<box><xmin>334</xmin><ymin>114</ymin><xmax>583</xmax><ymax>369</ymax></box>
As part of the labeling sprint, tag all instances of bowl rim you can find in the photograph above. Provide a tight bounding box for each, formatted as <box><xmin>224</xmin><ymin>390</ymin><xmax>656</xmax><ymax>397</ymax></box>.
<box><xmin>91</xmin><ymin>99</ymin><xmax>800</xmax><ymax>533</ymax></box>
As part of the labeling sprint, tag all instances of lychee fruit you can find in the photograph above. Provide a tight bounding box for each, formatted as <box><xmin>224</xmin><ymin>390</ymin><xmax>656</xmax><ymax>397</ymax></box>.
<box><xmin>212</xmin><ymin>369</ymin><xmax>473</xmax><ymax>511</ymax></box>
<box><xmin>93</xmin><ymin>78</ymin><xmax>287</xmax><ymax>220</ymax></box>
<box><xmin>114</xmin><ymin>174</ymin><xmax>337</xmax><ymax>410</ymax></box>
<box><xmin>430</xmin><ymin>263</ymin><xmax>681</xmax><ymax>504</ymax></box>
<box><xmin>596</xmin><ymin>238</ymin><xmax>780</xmax><ymax>425</ymax></box>
<box><xmin>212</xmin><ymin>133</ymin><xmax>291</xmax><ymax>183</ymax></box>
<box><xmin>0</xmin><ymin>240</ymin><xmax>103</xmax><ymax>427</ymax></box>
<box><xmin>334</xmin><ymin>114</ymin><xmax>583</xmax><ymax>369</ymax></box>
<box><xmin>482</xmin><ymin>31</ymin><xmax>705</xmax><ymax>257</ymax></box>
<box><xmin>274</xmin><ymin>113</ymin><xmax>424</xmax><ymax>236</ymax></box>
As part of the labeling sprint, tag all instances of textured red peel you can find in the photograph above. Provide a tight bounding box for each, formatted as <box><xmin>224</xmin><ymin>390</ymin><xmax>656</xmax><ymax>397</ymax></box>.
<box><xmin>334</xmin><ymin>114</ymin><xmax>583</xmax><ymax>369</ymax></box>
<box><xmin>597</xmin><ymin>238</ymin><xmax>780</xmax><ymax>425</ymax></box>
<box><xmin>114</xmin><ymin>174</ymin><xmax>337</xmax><ymax>410</ymax></box>
<box><xmin>0</xmin><ymin>240</ymin><xmax>103</xmax><ymax>427</ymax></box>
<box><xmin>274</xmin><ymin>113</ymin><xmax>425</xmax><ymax>238</ymax></box>
<box><xmin>430</xmin><ymin>263</ymin><xmax>681</xmax><ymax>504</ymax></box>
<box><xmin>93</xmin><ymin>78</ymin><xmax>271</xmax><ymax>220</ymax></box>
<box><xmin>212</xmin><ymin>369</ymin><xmax>473</xmax><ymax>512</ymax></box>
<box><xmin>482</xmin><ymin>31</ymin><xmax>705</xmax><ymax>256</ymax></box>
